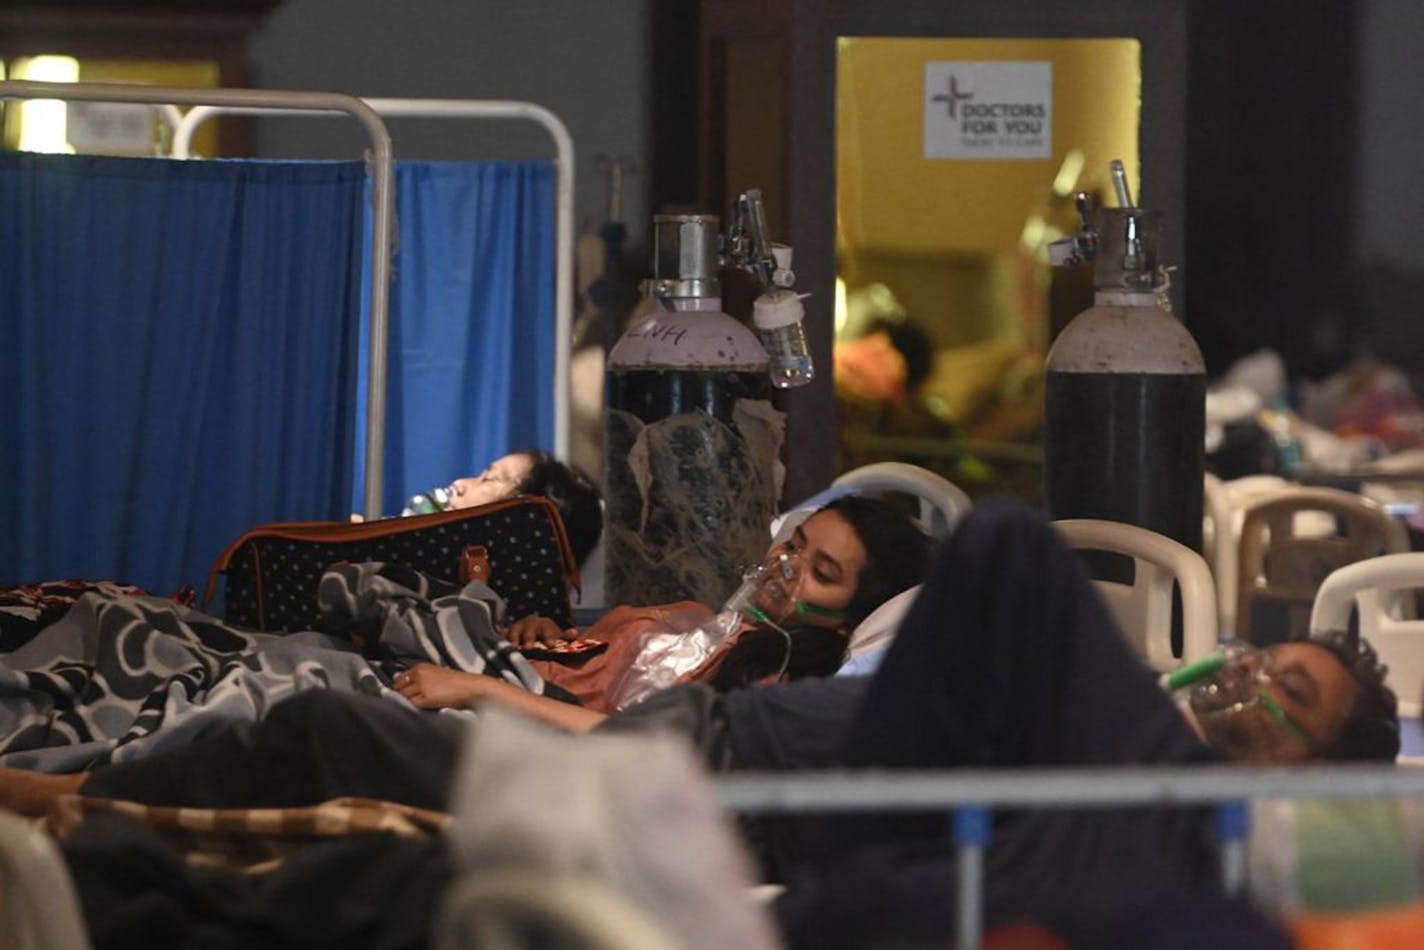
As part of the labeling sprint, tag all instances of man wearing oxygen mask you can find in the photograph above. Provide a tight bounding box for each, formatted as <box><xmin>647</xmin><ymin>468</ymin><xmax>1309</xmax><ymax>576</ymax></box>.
<box><xmin>774</xmin><ymin>504</ymin><xmax>1401</xmax><ymax>950</ymax></box>
<box><xmin>1172</xmin><ymin>635</ymin><xmax>1397</xmax><ymax>763</ymax></box>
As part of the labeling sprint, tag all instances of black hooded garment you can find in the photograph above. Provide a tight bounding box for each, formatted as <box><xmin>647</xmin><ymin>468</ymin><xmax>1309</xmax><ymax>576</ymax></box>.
<box><xmin>70</xmin><ymin>504</ymin><xmax>1282</xmax><ymax>947</ymax></box>
<box><xmin>772</xmin><ymin>503</ymin><xmax>1281</xmax><ymax>949</ymax></box>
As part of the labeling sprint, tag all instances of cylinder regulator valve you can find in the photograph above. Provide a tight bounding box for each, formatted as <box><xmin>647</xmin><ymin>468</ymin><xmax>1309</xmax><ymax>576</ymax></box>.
<box><xmin>726</xmin><ymin>189</ymin><xmax>815</xmax><ymax>388</ymax></box>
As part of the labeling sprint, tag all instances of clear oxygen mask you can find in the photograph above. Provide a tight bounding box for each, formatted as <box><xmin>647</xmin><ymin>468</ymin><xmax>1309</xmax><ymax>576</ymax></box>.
<box><xmin>723</xmin><ymin>551</ymin><xmax>847</xmax><ymax>631</ymax></box>
<box><xmin>1162</xmin><ymin>644</ymin><xmax>1255</xmax><ymax>711</ymax></box>
<box><xmin>1161</xmin><ymin>643</ymin><xmax>1322</xmax><ymax>754</ymax></box>
<box><xmin>612</xmin><ymin>551</ymin><xmax>836</xmax><ymax>712</ymax></box>
<box><xmin>607</xmin><ymin>561</ymin><xmax>787</xmax><ymax>713</ymax></box>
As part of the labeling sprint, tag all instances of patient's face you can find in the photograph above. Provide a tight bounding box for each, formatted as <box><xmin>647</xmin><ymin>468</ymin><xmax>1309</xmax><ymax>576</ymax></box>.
<box><xmin>753</xmin><ymin>509</ymin><xmax>867</xmax><ymax>628</ymax></box>
<box><xmin>1195</xmin><ymin>641</ymin><xmax>1358</xmax><ymax>763</ymax></box>
<box><xmin>448</xmin><ymin>453</ymin><xmax>535</xmax><ymax>509</ymax></box>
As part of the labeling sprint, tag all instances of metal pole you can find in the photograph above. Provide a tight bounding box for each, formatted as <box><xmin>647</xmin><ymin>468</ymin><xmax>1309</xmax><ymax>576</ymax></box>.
<box><xmin>953</xmin><ymin>806</ymin><xmax>992</xmax><ymax>950</ymax></box>
<box><xmin>716</xmin><ymin>764</ymin><xmax>1424</xmax><ymax>813</ymax></box>
<box><xmin>174</xmin><ymin>98</ymin><xmax>576</xmax><ymax>464</ymax></box>
<box><xmin>1215</xmin><ymin>801</ymin><xmax>1250</xmax><ymax>896</ymax></box>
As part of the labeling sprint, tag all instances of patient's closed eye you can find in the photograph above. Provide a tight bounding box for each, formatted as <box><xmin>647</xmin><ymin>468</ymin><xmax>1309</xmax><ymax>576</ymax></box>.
<box><xmin>812</xmin><ymin>557</ymin><xmax>842</xmax><ymax>584</ymax></box>
<box><xmin>1277</xmin><ymin>666</ymin><xmax>1316</xmax><ymax>707</ymax></box>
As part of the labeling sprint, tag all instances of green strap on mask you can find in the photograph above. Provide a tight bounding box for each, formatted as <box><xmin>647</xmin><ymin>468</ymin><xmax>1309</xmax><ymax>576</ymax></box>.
<box><xmin>794</xmin><ymin>600</ymin><xmax>847</xmax><ymax>622</ymax></box>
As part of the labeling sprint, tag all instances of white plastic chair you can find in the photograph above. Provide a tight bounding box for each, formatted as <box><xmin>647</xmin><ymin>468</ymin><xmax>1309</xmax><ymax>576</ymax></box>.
<box><xmin>1054</xmin><ymin>518</ymin><xmax>1219</xmax><ymax>673</ymax></box>
<box><xmin>845</xmin><ymin>583</ymin><xmax>921</xmax><ymax>662</ymax></box>
<box><xmin>0</xmin><ymin>811</ymin><xmax>91</xmax><ymax>950</ymax></box>
<box><xmin>1236</xmin><ymin>487</ymin><xmax>1409</xmax><ymax>644</ymax></box>
<box><xmin>831</xmin><ymin>461</ymin><xmax>973</xmax><ymax>541</ymax></box>
<box><xmin>771</xmin><ymin>461</ymin><xmax>972</xmax><ymax>546</ymax></box>
<box><xmin>1310</xmin><ymin>552</ymin><xmax>1424</xmax><ymax>718</ymax></box>
<box><xmin>1204</xmin><ymin>473</ymin><xmax>1298</xmax><ymax>639</ymax></box>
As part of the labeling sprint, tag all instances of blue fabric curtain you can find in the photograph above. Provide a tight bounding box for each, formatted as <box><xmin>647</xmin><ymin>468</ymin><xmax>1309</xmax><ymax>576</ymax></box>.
<box><xmin>351</xmin><ymin>160</ymin><xmax>556</xmax><ymax>515</ymax></box>
<box><xmin>0</xmin><ymin>152</ymin><xmax>365</xmax><ymax>594</ymax></box>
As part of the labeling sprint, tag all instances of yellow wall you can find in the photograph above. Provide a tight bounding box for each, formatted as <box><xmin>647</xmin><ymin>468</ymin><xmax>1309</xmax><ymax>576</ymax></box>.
<box><xmin>2</xmin><ymin>57</ymin><xmax>220</xmax><ymax>156</ymax></box>
<box><xmin>835</xmin><ymin>37</ymin><xmax>1142</xmax><ymax>443</ymax></box>
<box><xmin>837</xmin><ymin>37</ymin><xmax>1141</xmax><ymax>258</ymax></box>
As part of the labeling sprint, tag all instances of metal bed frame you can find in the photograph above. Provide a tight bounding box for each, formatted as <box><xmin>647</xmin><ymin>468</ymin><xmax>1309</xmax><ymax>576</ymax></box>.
<box><xmin>717</xmin><ymin>763</ymin><xmax>1424</xmax><ymax>950</ymax></box>
<box><xmin>170</xmin><ymin>98</ymin><xmax>575</xmax><ymax>477</ymax></box>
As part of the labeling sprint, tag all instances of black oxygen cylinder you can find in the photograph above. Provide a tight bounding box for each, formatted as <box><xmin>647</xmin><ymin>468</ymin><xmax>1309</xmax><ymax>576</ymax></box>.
<box><xmin>1044</xmin><ymin>208</ymin><xmax>1205</xmax><ymax>552</ymax></box>
<box><xmin>603</xmin><ymin>215</ymin><xmax>783</xmax><ymax>607</ymax></box>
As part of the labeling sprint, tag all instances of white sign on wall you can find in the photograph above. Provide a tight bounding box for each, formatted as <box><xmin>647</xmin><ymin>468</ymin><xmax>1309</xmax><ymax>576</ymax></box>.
<box><xmin>923</xmin><ymin>61</ymin><xmax>1053</xmax><ymax>160</ymax></box>
<box><xmin>67</xmin><ymin>102</ymin><xmax>155</xmax><ymax>155</ymax></box>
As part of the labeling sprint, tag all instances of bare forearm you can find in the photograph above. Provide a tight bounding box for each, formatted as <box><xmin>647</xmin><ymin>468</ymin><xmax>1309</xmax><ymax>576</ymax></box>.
<box><xmin>469</xmin><ymin>677</ymin><xmax>608</xmax><ymax>732</ymax></box>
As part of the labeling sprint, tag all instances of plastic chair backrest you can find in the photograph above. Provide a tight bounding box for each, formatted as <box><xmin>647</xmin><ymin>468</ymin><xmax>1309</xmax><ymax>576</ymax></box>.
<box><xmin>0</xmin><ymin>811</ymin><xmax>92</xmax><ymax>950</ymax></box>
<box><xmin>770</xmin><ymin>462</ymin><xmax>972</xmax><ymax>548</ymax></box>
<box><xmin>1310</xmin><ymin>552</ymin><xmax>1424</xmax><ymax>718</ymax></box>
<box><xmin>846</xmin><ymin>583</ymin><xmax>921</xmax><ymax>660</ymax></box>
<box><xmin>1205</xmin><ymin>474</ymin><xmax>1298</xmax><ymax>639</ymax></box>
<box><xmin>1237</xmin><ymin>488</ymin><xmax>1409</xmax><ymax>646</ymax></box>
<box><xmin>1054</xmin><ymin>518</ymin><xmax>1219</xmax><ymax>673</ymax></box>
<box><xmin>831</xmin><ymin>461</ymin><xmax>973</xmax><ymax>541</ymax></box>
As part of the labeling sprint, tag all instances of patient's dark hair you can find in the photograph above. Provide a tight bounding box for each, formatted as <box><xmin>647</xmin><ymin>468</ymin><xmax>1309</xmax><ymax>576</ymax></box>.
<box><xmin>866</xmin><ymin>317</ymin><xmax>934</xmax><ymax>396</ymax></box>
<box><xmin>821</xmin><ymin>494</ymin><xmax>933</xmax><ymax>628</ymax></box>
<box><xmin>706</xmin><ymin>494</ymin><xmax>932</xmax><ymax>692</ymax></box>
<box><xmin>518</xmin><ymin>450</ymin><xmax>603</xmax><ymax>567</ymax></box>
<box><xmin>1307</xmin><ymin>628</ymin><xmax>1400</xmax><ymax>762</ymax></box>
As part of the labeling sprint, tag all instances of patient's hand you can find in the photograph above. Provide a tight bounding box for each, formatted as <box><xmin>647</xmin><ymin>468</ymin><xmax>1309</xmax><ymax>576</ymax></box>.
<box><xmin>504</xmin><ymin>615</ymin><xmax>576</xmax><ymax>649</ymax></box>
<box><xmin>393</xmin><ymin>663</ymin><xmax>487</xmax><ymax>709</ymax></box>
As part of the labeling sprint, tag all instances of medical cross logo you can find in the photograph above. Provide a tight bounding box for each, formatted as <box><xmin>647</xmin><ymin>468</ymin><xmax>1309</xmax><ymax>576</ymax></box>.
<box><xmin>931</xmin><ymin>75</ymin><xmax>974</xmax><ymax>119</ymax></box>
<box><xmin>923</xmin><ymin>61</ymin><xmax>1052</xmax><ymax>160</ymax></box>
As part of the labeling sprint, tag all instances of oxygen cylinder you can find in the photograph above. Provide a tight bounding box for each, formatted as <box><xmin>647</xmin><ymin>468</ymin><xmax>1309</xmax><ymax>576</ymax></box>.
<box><xmin>1044</xmin><ymin>205</ymin><xmax>1205</xmax><ymax>552</ymax></box>
<box><xmin>604</xmin><ymin>215</ymin><xmax>785</xmax><ymax>607</ymax></box>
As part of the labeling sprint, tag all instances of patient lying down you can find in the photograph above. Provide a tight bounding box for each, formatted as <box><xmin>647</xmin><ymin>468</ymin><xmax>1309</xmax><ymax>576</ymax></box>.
<box><xmin>0</xmin><ymin>494</ymin><xmax>926</xmax><ymax>773</ymax></box>
<box><xmin>392</xmin><ymin>495</ymin><xmax>932</xmax><ymax>726</ymax></box>
<box><xmin>0</xmin><ymin>504</ymin><xmax>1404</xmax><ymax>949</ymax></box>
<box><xmin>363</xmin><ymin>448</ymin><xmax>604</xmax><ymax>568</ymax></box>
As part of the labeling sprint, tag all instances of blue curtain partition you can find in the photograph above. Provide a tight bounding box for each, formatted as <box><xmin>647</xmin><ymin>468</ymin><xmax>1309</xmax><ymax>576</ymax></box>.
<box><xmin>350</xmin><ymin>160</ymin><xmax>556</xmax><ymax>515</ymax></box>
<box><xmin>0</xmin><ymin>152</ymin><xmax>364</xmax><ymax>593</ymax></box>
<box><xmin>0</xmin><ymin>152</ymin><xmax>555</xmax><ymax>595</ymax></box>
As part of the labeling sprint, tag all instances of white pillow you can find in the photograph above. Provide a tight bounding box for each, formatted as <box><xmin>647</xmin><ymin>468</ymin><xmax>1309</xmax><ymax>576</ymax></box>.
<box><xmin>845</xmin><ymin>584</ymin><xmax>921</xmax><ymax>661</ymax></box>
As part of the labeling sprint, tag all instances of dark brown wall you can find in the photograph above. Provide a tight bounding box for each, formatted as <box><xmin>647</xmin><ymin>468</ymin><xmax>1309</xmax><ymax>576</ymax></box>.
<box><xmin>1185</xmin><ymin>1</ymin><xmax>1360</xmax><ymax>379</ymax></box>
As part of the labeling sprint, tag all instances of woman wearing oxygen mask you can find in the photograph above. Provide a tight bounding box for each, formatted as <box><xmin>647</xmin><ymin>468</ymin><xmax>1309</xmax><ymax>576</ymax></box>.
<box><xmin>391</xmin><ymin>495</ymin><xmax>931</xmax><ymax>728</ymax></box>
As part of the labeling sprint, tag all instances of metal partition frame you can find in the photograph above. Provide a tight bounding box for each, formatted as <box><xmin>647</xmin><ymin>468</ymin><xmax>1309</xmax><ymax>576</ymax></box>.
<box><xmin>172</xmin><ymin>98</ymin><xmax>575</xmax><ymax>467</ymax></box>
<box><xmin>717</xmin><ymin>763</ymin><xmax>1424</xmax><ymax>950</ymax></box>
<box><xmin>0</xmin><ymin>80</ymin><xmax>396</xmax><ymax>519</ymax></box>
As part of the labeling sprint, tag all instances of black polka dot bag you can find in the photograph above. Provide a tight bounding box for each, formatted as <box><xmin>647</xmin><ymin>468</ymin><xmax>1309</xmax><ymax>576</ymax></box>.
<box><xmin>205</xmin><ymin>496</ymin><xmax>578</xmax><ymax>633</ymax></box>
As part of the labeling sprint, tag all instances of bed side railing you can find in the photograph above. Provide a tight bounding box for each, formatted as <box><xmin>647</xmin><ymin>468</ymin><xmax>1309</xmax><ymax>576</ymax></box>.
<box><xmin>717</xmin><ymin>764</ymin><xmax>1424</xmax><ymax>950</ymax></box>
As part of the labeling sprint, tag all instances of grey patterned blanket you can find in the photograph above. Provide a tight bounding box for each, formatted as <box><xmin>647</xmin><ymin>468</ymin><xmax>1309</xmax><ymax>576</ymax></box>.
<box><xmin>0</xmin><ymin>562</ymin><xmax>556</xmax><ymax>772</ymax></box>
